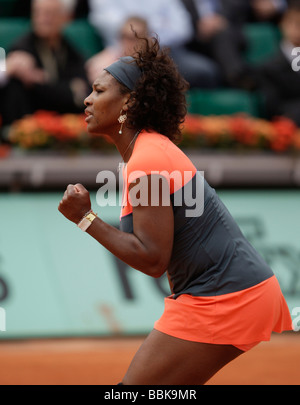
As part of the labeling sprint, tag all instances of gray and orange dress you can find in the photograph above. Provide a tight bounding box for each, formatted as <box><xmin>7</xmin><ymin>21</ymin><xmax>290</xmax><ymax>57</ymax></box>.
<box><xmin>120</xmin><ymin>130</ymin><xmax>293</xmax><ymax>351</ymax></box>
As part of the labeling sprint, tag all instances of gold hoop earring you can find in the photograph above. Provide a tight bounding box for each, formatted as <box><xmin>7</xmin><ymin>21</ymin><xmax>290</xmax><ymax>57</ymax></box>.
<box><xmin>118</xmin><ymin>112</ymin><xmax>127</xmax><ymax>134</ymax></box>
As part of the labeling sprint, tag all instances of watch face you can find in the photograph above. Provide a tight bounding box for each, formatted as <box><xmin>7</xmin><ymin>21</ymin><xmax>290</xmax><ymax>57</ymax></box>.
<box><xmin>86</xmin><ymin>213</ymin><xmax>97</xmax><ymax>222</ymax></box>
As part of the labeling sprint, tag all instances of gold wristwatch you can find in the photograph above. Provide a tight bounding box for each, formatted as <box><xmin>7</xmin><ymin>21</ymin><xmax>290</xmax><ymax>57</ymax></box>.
<box><xmin>77</xmin><ymin>211</ymin><xmax>98</xmax><ymax>232</ymax></box>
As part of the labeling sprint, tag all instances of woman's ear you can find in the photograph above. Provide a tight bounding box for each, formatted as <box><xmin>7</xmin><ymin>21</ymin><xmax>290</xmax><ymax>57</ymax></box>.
<box><xmin>122</xmin><ymin>94</ymin><xmax>135</xmax><ymax>112</ymax></box>
<box><xmin>126</xmin><ymin>96</ymin><xmax>136</xmax><ymax>111</ymax></box>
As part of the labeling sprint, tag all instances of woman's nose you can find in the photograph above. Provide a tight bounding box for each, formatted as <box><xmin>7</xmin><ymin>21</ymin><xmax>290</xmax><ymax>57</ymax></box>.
<box><xmin>84</xmin><ymin>92</ymin><xmax>93</xmax><ymax>106</ymax></box>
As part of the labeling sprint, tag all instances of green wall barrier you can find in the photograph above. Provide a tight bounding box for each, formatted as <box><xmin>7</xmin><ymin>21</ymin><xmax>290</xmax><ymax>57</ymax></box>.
<box><xmin>0</xmin><ymin>190</ymin><xmax>299</xmax><ymax>338</ymax></box>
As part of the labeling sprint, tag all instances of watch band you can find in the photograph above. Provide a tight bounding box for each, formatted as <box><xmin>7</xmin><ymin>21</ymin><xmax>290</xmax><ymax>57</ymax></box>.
<box><xmin>77</xmin><ymin>211</ymin><xmax>98</xmax><ymax>232</ymax></box>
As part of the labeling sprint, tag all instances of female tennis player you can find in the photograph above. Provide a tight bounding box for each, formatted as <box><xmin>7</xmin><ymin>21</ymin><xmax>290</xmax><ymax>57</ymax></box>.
<box><xmin>58</xmin><ymin>36</ymin><xmax>293</xmax><ymax>385</ymax></box>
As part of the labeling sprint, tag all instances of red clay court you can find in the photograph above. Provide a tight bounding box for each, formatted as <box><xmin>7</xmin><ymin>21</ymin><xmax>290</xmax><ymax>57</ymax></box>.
<box><xmin>0</xmin><ymin>332</ymin><xmax>299</xmax><ymax>385</ymax></box>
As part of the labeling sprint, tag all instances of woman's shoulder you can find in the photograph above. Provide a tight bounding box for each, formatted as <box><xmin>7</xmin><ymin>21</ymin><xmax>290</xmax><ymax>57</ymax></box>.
<box><xmin>127</xmin><ymin>130</ymin><xmax>196</xmax><ymax>175</ymax></box>
<box><xmin>134</xmin><ymin>130</ymin><xmax>183</xmax><ymax>155</ymax></box>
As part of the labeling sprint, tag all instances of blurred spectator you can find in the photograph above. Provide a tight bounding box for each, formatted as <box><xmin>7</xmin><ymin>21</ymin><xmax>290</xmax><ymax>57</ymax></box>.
<box><xmin>85</xmin><ymin>16</ymin><xmax>149</xmax><ymax>85</ymax></box>
<box><xmin>220</xmin><ymin>0</ymin><xmax>287</xmax><ymax>24</ymax></box>
<box><xmin>0</xmin><ymin>0</ymin><xmax>89</xmax><ymax>127</ymax></box>
<box><xmin>181</xmin><ymin>0</ymin><xmax>259</xmax><ymax>89</ymax></box>
<box><xmin>88</xmin><ymin>0</ymin><xmax>222</xmax><ymax>89</ymax></box>
<box><xmin>259</xmin><ymin>0</ymin><xmax>300</xmax><ymax>126</ymax></box>
<box><xmin>248</xmin><ymin>0</ymin><xmax>287</xmax><ymax>22</ymax></box>
<box><xmin>12</xmin><ymin>0</ymin><xmax>89</xmax><ymax>19</ymax></box>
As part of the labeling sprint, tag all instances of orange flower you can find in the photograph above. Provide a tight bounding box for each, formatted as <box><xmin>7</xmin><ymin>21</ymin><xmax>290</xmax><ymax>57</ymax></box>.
<box><xmin>59</xmin><ymin>115</ymin><xmax>84</xmax><ymax>139</ymax></box>
<box><xmin>228</xmin><ymin>115</ymin><xmax>257</xmax><ymax>146</ymax></box>
<box><xmin>199</xmin><ymin>116</ymin><xmax>231</xmax><ymax>144</ymax></box>
<box><xmin>292</xmin><ymin>130</ymin><xmax>300</xmax><ymax>150</ymax></box>
<box><xmin>183</xmin><ymin>114</ymin><xmax>205</xmax><ymax>136</ymax></box>
<box><xmin>271</xmin><ymin>117</ymin><xmax>297</xmax><ymax>151</ymax></box>
<box><xmin>251</xmin><ymin>119</ymin><xmax>275</xmax><ymax>143</ymax></box>
<box><xmin>0</xmin><ymin>144</ymin><xmax>11</xmax><ymax>158</ymax></box>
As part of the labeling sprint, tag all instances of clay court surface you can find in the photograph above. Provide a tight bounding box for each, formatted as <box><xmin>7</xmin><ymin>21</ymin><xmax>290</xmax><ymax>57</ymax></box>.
<box><xmin>0</xmin><ymin>332</ymin><xmax>299</xmax><ymax>385</ymax></box>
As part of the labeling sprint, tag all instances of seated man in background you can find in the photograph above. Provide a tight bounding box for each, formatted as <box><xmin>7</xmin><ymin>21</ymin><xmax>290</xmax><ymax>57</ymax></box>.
<box><xmin>0</xmin><ymin>0</ymin><xmax>89</xmax><ymax>127</ymax></box>
<box><xmin>181</xmin><ymin>0</ymin><xmax>286</xmax><ymax>90</ymax></box>
<box><xmin>248</xmin><ymin>0</ymin><xmax>287</xmax><ymax>22</ymax></box>
<box><xmin>259</xmin><ymin>0</ymin><xmax>300</xmax><ymax>126</ymax></box>
<box><xmin>181</xmin><ymin>0</ymin><xmax>257</xmax><ymax>89</ymax></box>
<box><xmin>221</xmin><ymin>0</ymin><xmax>287</xmax><ymax>24</ymax></box>
<box><xmin>85</xmin><ymin>16</ymin><xmax>149</xmax><ymax>85</ymax></box>
<box><xmin>88</xmin><ymin>0</ymin><xmax>222</xmax><ymax>89</ymax></box>
<box><xmin>12</xmin><ymin>0</ymin><xmax>89</xmax><ymax>18</ymax></box>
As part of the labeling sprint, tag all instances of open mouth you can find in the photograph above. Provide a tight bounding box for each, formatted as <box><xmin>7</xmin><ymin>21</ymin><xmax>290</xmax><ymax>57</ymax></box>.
<box><xmin>85</xmin><ymin>109</ymin><xmax>93</xmax><ymax>122</ymax></box>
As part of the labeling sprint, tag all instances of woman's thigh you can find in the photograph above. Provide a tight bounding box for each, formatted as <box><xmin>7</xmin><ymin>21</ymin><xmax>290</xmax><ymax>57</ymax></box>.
<box><xmin>122</xmin><ymin>329</ymin><xmax>243</xmax><ymax>385</ymax></box>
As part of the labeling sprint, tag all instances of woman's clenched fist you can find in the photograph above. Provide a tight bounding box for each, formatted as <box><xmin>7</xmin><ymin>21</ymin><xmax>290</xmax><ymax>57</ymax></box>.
<box><xmin>58</xmin><ymin>183</ymin><xmax>92</xmax><ymax>224</ymax></box>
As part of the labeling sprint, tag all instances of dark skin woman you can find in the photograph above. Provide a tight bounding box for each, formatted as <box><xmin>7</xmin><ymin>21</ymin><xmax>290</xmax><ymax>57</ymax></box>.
<box><xmin>58</xmin><ymin>36</ymin><xmax>292</xmax><ymax>385</ymax></box>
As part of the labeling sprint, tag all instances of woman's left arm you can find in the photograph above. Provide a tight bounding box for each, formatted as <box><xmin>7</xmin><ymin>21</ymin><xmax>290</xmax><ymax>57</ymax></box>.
<box><xmin>58</xmin><ymin>177</ymin><xmax>174</xmax><ymax>278</ymax></box>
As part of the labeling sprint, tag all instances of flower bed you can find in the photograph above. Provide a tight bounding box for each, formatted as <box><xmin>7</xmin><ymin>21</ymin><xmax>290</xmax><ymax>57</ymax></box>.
<box><xmin>181</xmin><ymin>114</ymin><xmax>300</xmax><ymax>152</ymax></box>
<box><xmin>3</xmin><ymin>110</ymin><xmax>300</xmax><ymax>154</ymax></box>
<box><xmin>5</xmin><ymin>110</ymin><xmax>112</xmax><ymax>151</ymax></box>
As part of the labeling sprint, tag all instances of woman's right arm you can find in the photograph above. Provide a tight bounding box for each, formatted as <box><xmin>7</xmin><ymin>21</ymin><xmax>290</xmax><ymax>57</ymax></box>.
<box><xmin>58</xmin><ymin>176</ymin><xmax>174</xmax><ymax>278</ymax></box>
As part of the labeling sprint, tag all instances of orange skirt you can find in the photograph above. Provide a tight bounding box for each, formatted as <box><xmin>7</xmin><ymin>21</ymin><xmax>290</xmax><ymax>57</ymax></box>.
<box><xmin>154</xmin><ymin>275</ymin><xmax>293</xmax><ymax>351</ymax></box>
